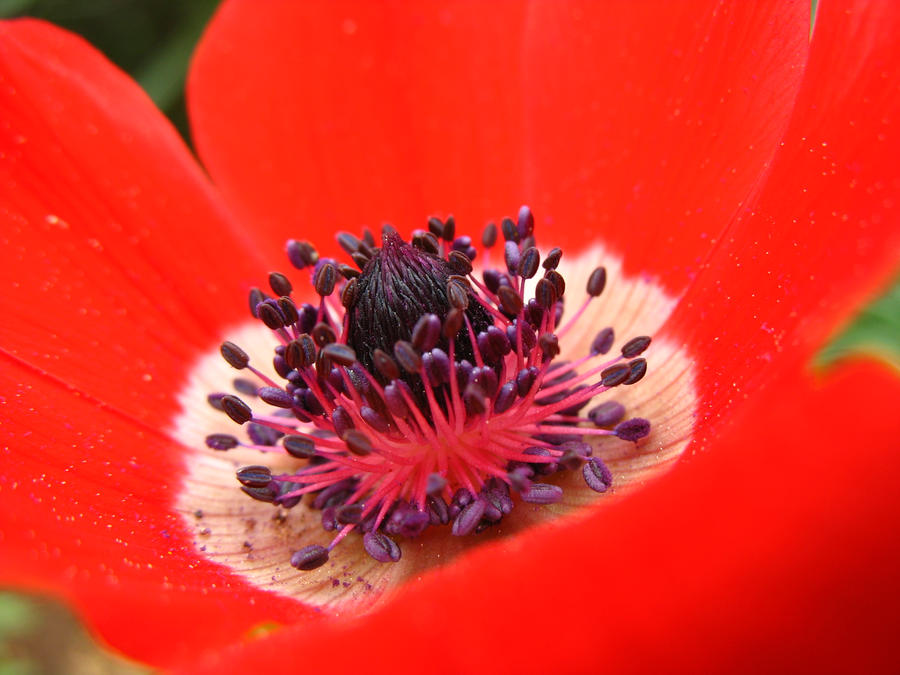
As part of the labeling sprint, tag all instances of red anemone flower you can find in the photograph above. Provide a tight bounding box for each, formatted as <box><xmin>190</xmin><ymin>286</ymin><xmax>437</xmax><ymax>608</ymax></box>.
<box><xmin>1</xmin><ymin>0</ymin><xmax>899</xmax><ymax>672</ymax></box>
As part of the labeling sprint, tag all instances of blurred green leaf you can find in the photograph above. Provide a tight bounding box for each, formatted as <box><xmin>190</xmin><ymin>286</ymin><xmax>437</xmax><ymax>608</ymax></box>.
<box><xmin>817</xmin><ymin>278</ymin><xmax>900</xmax><ymax>370</ymax></box>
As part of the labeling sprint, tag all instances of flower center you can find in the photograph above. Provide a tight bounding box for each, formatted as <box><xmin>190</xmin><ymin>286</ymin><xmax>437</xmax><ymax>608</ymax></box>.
<box><xmin>205</xmin><ymin>207</ymin><xmax>653</xmax><ymax>571</ymax></box>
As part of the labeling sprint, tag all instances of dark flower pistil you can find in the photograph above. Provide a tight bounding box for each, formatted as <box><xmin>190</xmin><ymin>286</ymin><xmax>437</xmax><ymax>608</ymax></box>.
<box><xmin>206</xmin><ymin>207</ymin><xmax>652</xmax><ymax>570</ymax></box>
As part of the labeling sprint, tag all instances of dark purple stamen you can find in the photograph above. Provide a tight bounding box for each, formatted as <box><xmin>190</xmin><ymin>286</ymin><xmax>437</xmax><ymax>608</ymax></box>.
<box><xmin>588</xmin><ymin>401</ymin><xmax>627</xmax><ymax>428</ymax></box>
<box><xmin>583</xmin><ymin>458</ymin><xmax>613</xmax><ymax>493</ymax></box>
<box><xmin>291</xmin><ymin>545</ymin><xmax>330</xmax><ymax>571</ymax></box>
<box><xmin>614</xmin><ymin>418</ymin><xmax>652</xmax><ymax>442</ymax></box>
<box><xmin>364</xmin><ymin>531</ymin><xmax>402</xmax><ymax>563</ymax></box>
<box><xmin>213</xmin><ymin>207</ymin><xmax>656</xmax><ymax>571</ymax></box>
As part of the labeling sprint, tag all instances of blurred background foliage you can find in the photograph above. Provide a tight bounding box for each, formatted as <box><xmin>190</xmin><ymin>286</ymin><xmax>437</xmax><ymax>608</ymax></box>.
<box><xmin>0</xmin><ymin>0</ymin><xmax>896</xmax><ymax>673</ymax></box>
<box><xmin>0</xmin><ymin>0</ymin><xmax>218</xmax><ymax>139</ymax></box>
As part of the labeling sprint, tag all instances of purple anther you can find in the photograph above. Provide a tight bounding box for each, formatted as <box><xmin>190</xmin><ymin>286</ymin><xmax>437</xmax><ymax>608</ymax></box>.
<box><xmin>448</xmin><ymin>250</ymin><xmax>473</xmax><ymax>275</ymax></box>
<box><xmin>427</xmin><ymin>494</ymin><xmax>450</xmax><ymax>525</ymax></box>
<box><xmin>221</xmin><ymin>395</ymin><xmax>252</xmax><ymax>425</ymax></box>
<box><xmin>621</xmin><ymin>335</ymin><xmax>652</xmax><ymax>358</ymax></box>
<box><xmin>220</xmin><ymin>341</ymin><xmax>249</xmax><ymax>369</ymax></box>
<box><xmin>455</xmin><ymin>359</ymin><xmax>474</xmax><ymax>389</ymax></box>
<box><xmin>302</xmin><ymin>388</ymin><xmax>325</xmax><ymax>415</ymax></box>
<box><xmin>393</xmin><ymin>340</ymin><xmax>422</xmax><ymax>373</ymax></box>
<box><xmin>443</xmin><ymin>215</ymin><xmax>456</xmax><ymax>241</ymax></box>
<box><xmin>257</xmin><ymin>301</ymin><xmax>285</xmax><ymax>330</ymax></box>
<box><xmin>517</xmin><ymin>205</ymin><xmax>535</xmax><ymax>239</ymax></box>
<box><xmin>583</xmin><ymin>457</ymin><xmax>613</xmax><ymax>493</ymax></box>
<box><xmin>483</xmin><ymin>268</ymin><xmax>504</xmax><ymax>294</ymax></box>
<box><xmin>451</xmin><ymin>487</ymin><xmax>474</xmax><ymax>511</ymax></box>
<box><xmin>291</xmin><ymin>545</ymin><xmax>329</xmax><ymax>571</ymax></box>
<box><xmin>483</xmin><ymin>481</ymin><xmax>513</xmax><ymax>514</ymax></box>
<box><xmin>361</xmin><ymin>406</ymin><xmax>390</xmax><ymax>433</ymax></box>
<box><xmin>545</xmin><ymin>269</ymin><xmax>566</xmax><ymax>297</ymax></box>
<box><xmin>543</xmin><ymin>247</ymin><xmax>563</xmax><ymax>270</ymax></box>
<box><xmin>587</xmin><ymin>266</ymin><xmax>607</xmax><ymax>297</ymax></box>
<box><xmin>412</xmin><ymin>313</ymin><xmax>441</xmax><ymax>352</ymax></box>
<box><xmin>297</xmin><ymin>303</ymin><xmax>317</xmax><ymax>333</ymax></box>
<box><xmin>343</xmin><ymin>429</ymin><xmax>373</xmax><ymax>456</ymax></box>
<box><xmin>312</xmin><ymin>322</ymin><xmax>337</xmax><ymax>346</ymax></box>
<box><xmin>205</xmin><ymin>433</ymin><xmax>239</xmax><ymax>451</ymax></box>
<box><xmin>591</xmin><ymin>327</ymin><xmax>615</xmax><ymax>356</ymax></box>
<box><xmin>501</xmin><ymin>216</ymin><xmax>519</xmax><ymax>243</ymax></box>
<box><xmin>232</xmin><ymin>378</ymin><xmax>258</xmax><ymax>397</ymax></box>
<box><xmin>516</xmin><ymin>367</ymin><xmax>538</xmax><ymax>396</ymax></box>
<box><xmin>373</xmin><ymin>348</ymin><xmax>400</xmax><ymax>380</ymax></box>
<box><xmin>561</xmin><ymin>440</ymin><xmax>593</xmax><ymax>459</ymax></box>
<box><xmin>283</xmin><ymin>435</ymin><xmax>315</xmax><ymax>459</ymax></box>
<box><xmin>507</xmin><ymin>466</ymin><xmax>534</xmax><ymax>492</ymax></box>
<box><xmin>426</xmin><ymin>348</ymin><xmax>451</xmax><ymax>386</ymax></box>
<box><xmin>624</xmin><ymin>358</ymin><xmax>647</xmax><ymax>385</ymax></box>
<box><xmin>588</xmin><ymin>401</ymin><xmax>626</xmax><ymax>427</ymax></box>
<box><xmin>236</xmin><ymin>465</ymin><xmax>272</xmax><ymax>488</ymax></box>
<box><xmin>487</xmin><ymin>325</ymin><xmax>511</xmax><ymax>356</ymax></box>
<box><xmin>426</xmin><ymin>473</ymin><xmax>447</xmax><ymax>495</ymax></box>
<box><xmin>469</xmin><ymin>366</ymin><xmax>499</xmax><ymax>398</ymax></box>
<box><xmin>241</xmin><ymin>484</ymin><xmax>279</xmax><ymax>503</ymax></box>
<box><xmin>314</xmin><ymin>262</ymin><xmax>338</xmax><ymax>296</ymax></box>
<box><xmin>600</xmin><ymin>363</ymin><xmax>631</xmax><ymax>387</ymax></box>
<box><xmin>504</xmin><ymin>240</ymin><xmax>521</xmax><ymax>276</ymax></box>
<box><xmin>452</xmin><ymin>499</ymin><xmax>486</xmax><ymax>536</ymax></box>
<box><xmin>482</xmin><ymin>222</ymin><xmax>498</xmax><ymax>248</ymax></box>
<box><xmin>524</xmin><ymin>446</ymin><xmax>555</xmax><ymax>476</ymax></box>
<box><xmin>247</xmin><ymin>287</ymin><xmax>266</xmax><ymax>318</ymax></box>
<box><xmin>476</xmin><ymin>331</ymin><xmax>497</xmax><ymax>363</ymax></box>
<box><xmin>464</xmin><ymin>383</ymin><xmax>488</xmax><ymax>415</ymax></box>
<box><xmin>384</xmin><ymin>381</ymin><xmax>411</xmax><ymax>419</ymax></box>
<box><xmin>336</xmin><ymin>503</ymin><xmax>364</xmax><ymax>525</ymax></box>
<box><xmin>614</xmin><ymin>417</ymin><xmax>651</xmax><ymax>442</ymax></box>
<box><xmin>481</xmin><ymin>499</ymin><xmax>503</xmax><ymax>523</ymax></box>
<box><xmin>207</xmin><ymin>392</ymin><xmax>227</xmax><ymax>411</ymax></box>
<box><xmin>518</xmin><ymin>246</ymin><xmax>540</xmax><ymax>279</ymax></box>
<box><xmin>337</xmin><ymin>231</ymin><xmax>362</xmax><ymax>255</ymax></box>
<box><xmin>321</xmin><ymin>343</ymin><xmax>357</xmax><ymax>367</ymax></box>
<box><xmin>397</xmin><ymin>508</ymin><xmax>430</xmax><ymax>538</ymax></box>
<box><xmin>494</xmin><ymin>381</ymin><xmax>518</xmax><ymax>414</ymax></box>
<box><xmin>258</xmin><ymin>386</ymin><xmax>293</xmax><ymax>409</ymax></box>
<box><xmin>539</xmin><ymin>332</ymin><xmax>560</xmax><ymax>358</ymax></box>
<box><xmin>521</xmin><ymin>483</ymin><xmax>564</xmax><ymax>505</ymax></box>
<box><xmin>497</xmin><ymin>285</ymin><xmax>524</xmax><ymax>316</ymax></box>
<box><xmin>247</xmin><ymin>422</ymin><xmax>283</xmax><ymax>446</ymax></box>
<box><xmin>286</xmin><ymin>239</ymin><xmax>318</xmax><ymax>270</ymax></box>
<box><xmin>320</xmin><ymin>506</ymin><xmax>339</xmax><ymax>531</ymax></box>
<box><xmin>507</xmin><ymin>320</ymin><xmax>537</xmax><ymax>354</ymax></box>
<box><xmin>331</xmin><ymin>405</ymin><xmax>355</xmax><ymax>438</ymax></box>
<box><xmin>363</xmin><ymin>531</ymin><xmax>402</xmax><ymax>563</ymax></box>
<box><xmin>273</xmin><ymin>354</ymin><xmax>291</xmax><ymax>378</ymax></box>
<box><xmin>346</xmin><ymin>363</ymin><xmax>371</xmax><ymax>395</ymax></box>
<box><xmin>268</xmin><ymin>271</ymin><xmax>293</xmax><ymax>296</ymax></box>
<box><xmin>312</xmin><ymin>478</ymin><xmax>357</xmax><ymax>510</ymax></box>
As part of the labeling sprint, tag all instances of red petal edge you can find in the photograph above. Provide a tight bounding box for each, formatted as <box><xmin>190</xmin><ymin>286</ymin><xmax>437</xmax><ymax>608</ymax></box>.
<box><xmin>189</xmin><ymin>0</ymin><xmax>809</xmax><ymax>278</ymax></box>
<box><xmin>0</xmin><ymin>20</ymin><xmax>313</xmax><ymax>667</ymax></box>
<box><xmin>180</xmin><ymin>358</ymin><xmax>900</xmax><ymax>674</ymax></box>
<box><xmin>662</xmin><ymin>0</ymin><xmax>900</xmax><ymax>446</ymax></box>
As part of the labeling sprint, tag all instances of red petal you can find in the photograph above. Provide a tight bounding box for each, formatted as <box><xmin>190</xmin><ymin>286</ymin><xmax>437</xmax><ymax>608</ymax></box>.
<box><xmin>0</xmin><ymin>353</ymin><xmax>315</xmax><ymax>668</ymax></box>
<box><xmin>188</xmin><ymin>0</ymin><xmax>809</xmax><ymax>270</ymax></box>
<box><xmin>0</xmin><ymin>19</ymin><xmax>268</xmax><ymax>423</ymax></box>
<box><xmin>0</xmin><ymin>21</ymin><xmax>311</xmax><ymax>665</ymax></box>
<box><xmin>663</xmin><ymin>0</ymin><xmax>900</xmax><ymax>438</ymax></box>
<box><xmin>178</xmin><ymin>358</ymin><xmax>900</xmax><ymax>674</ymax></box>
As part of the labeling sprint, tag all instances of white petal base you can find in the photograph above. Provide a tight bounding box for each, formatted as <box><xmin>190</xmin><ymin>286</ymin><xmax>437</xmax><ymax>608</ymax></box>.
<box><xmin>171</xmin><ymin>244</ymin><xmax>697</xmax><ymax>612</ymax></box>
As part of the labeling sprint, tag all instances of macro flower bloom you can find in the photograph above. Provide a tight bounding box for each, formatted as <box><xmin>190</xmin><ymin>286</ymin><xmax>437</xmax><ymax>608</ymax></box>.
<box><xmin>1</xmin><ymin>0</ymin><xmax>899</xmax><ymax>672</ymax></box>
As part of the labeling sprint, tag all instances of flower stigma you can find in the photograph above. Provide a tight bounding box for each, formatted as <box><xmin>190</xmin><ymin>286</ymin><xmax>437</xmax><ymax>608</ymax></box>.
<box><xmin>204</xmin><ymin>207</ymin><xmax>653</xmax><ymax>572</ymax></box>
